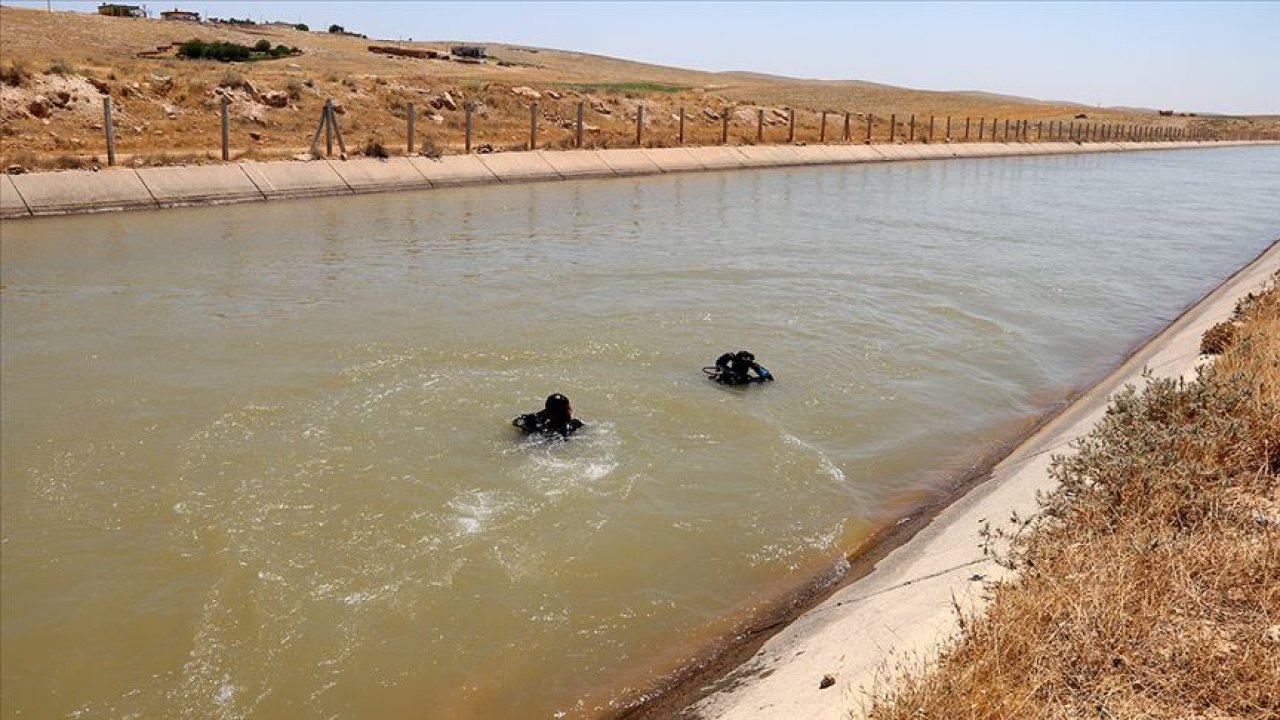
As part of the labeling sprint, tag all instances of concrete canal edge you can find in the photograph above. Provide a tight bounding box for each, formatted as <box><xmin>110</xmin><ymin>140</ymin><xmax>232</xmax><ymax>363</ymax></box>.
<box><xmin>1</xmin><ymin>140</ymin><xmax>1274</xmax><ymax>220</ymax></box>
<box><xmin>620</xmin><ymin>240</ymin><xmax>1275</xmax><ymax>720</ymax></box>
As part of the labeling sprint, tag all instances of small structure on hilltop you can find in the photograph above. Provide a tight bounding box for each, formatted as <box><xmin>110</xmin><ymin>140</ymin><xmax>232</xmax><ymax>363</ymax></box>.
<box><xmin>98</xmin><ymin>3</ymin><xmax>145</xmax><ymax>17</ymax></box>
<box><xmin>451</xmin><ymin>45</ymin><xmax>486</xmax><ymax>59</ymax></box>
<box><xmin>160</xmin><ymin>8</ymin><xmax>201</xmax><ymax>22</ymax></box>
<box><xmin>368</xmin><ymin>45</ymin><xmax>448</xmax><ymax>60</ymax></box>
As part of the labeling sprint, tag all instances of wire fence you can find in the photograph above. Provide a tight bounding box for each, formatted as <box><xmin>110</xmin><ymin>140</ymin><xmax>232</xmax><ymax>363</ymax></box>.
<box><xmin>94</xmin><ymin>97</ymin><xmax>1280</xmax><ymax>166</ymax></box>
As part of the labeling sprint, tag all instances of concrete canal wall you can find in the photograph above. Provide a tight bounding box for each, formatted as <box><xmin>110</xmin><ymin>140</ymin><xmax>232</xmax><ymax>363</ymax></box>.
<box><xmin>0</xmin><ymin>140</ymin><xmax>1272</xmax><ymax>220</ymax></box>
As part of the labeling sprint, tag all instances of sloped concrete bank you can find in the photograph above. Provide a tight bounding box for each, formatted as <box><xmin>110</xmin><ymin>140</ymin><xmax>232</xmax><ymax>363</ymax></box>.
<box><xmin>1</xmin><ymin>141</ymin><xmax>1272</xmax><ymax>220</ymax></box>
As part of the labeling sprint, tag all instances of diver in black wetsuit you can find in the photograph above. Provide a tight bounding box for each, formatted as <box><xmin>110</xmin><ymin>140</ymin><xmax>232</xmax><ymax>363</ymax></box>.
<box><xmin>707</xmin><ymin>350</ymin><xmax>774</xmax><ymax>385</ymax></box>
<box><xmin>513</xmin><ymin>393</ymin><xmax>585</xmax><ymax>438</ymax></box>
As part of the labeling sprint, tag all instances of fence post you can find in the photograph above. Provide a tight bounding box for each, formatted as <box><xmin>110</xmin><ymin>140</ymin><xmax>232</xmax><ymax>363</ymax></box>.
<box><xmin>220</xmin><ymin>95</ymin><xmax>229</xmax><ymax>161</ymax></box>
<box><xmin>464</xmin><ymin>103</ymin><xmax>473</xmax><ymax>153</ymax></box>
<box><xmin>307</xmin><ymin>101</ymin><xmax>326</xmax><ymax>157</ymax></box>
<box><xmin>1003</xmin><ymin>118</ymin><xmax>1009</xmax><ymax>141</ymax></box>
<box><xmin>865</xmin><ymin>113</ymin><xmax>873</xmax><ymax>143</ymax></box>
<box><xmin>820</xmin><ymin>111</ymin><xmax>827</xmax><ymax>143</ymax></box>
<box><xmin>407</xmin><ymin>101</ymin><xmax>415</xmax><ymax>155</ymax></box>
<box><xmin>103</xmin><ymin>96</ymin><xmax>116</xmax><ymax>166</ymax></box>
<box><xmin>327</xmin><ymin>101</ymin><xmax>346</xmax><ymax>156</ymax></box>
<box><xmin>787</xmin><ymin>108</ymin><xmax>795</xmax><ymax>143</ymax></box>
<box><xmin>678</xmin><ymin>107</ymin><xmax>685</xmax><ymax>145</ymax></box>
<box><xmin>757</xmin><ymin>108</ymin><xmax>764</xmax><ymax>143</ymax></box>
<box><xmin>325</xmin><ymin>99</ymin><xmax>334</xmax><ymax>156</ymax></box>
<box><xmin>576</xmin><ymin>101</ymin><xmax>584</xmax><ymax>149</ymax></box>
<box><xmin>529</xmin><ymin>101</ymin><xmax>538</xmax><ymax>150</ymax></box>
<box><xmin>635</xmin><ymin>104</ymin><xmax>644</xmax><ymax>147</ymax></box>
<box><xmin>889</xmin><ymin>113</ymin><xmax>896</xmax><ymax>142</ymax></box>
<box><xmin>908</xmin><ymin>114</ymin><xmax>915</xmax><ymax>142</ymax></box>
<box><xmin>928</xmin><ymin>115</ymin><xmax>935</xmax><ymax>143</ymax></box>
<box><xmin>722</xmin><ymin>109</ymin><xmax>730</xmax><ymax>145</ymax></box>
<box><xmin>945</xmin><ymin>116</ymin><xmax>952</xmax><ymax>142</ymax></box>
<box><xmin>843</xmin><ymin>112</ymin><xmax>851</xmax><ymax>142</ymax></box>
<box><xmin>976</xmin><ymin>117</ymin><xmax>984</xmax><ymax>141</ymax></box>
<box><xmin>964</xmin><ymin>117</ymin><xmax>971</xmax><ymax>141</ymax></box>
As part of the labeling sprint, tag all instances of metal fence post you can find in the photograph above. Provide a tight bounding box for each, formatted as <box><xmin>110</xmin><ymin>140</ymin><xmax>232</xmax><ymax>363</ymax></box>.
<box><xmin>889</xmin><ymin>113</ymin><xmax>896</xmax><ymax>142</ymax></box>
<box><xmin>787</xmin><ymin>108</ymin><xmax>795</xmax><ymax>143</ymax></box>
<box><xmin>843</xmin><ymin>112</ymin><xmax>851</xmax><ymax>142</ymax></box>
<box><xmin>465</xmin><ymin>103</ymin><xmax>473</xmax><ymax>153</ymax></box>
<box><xmin>928</xmin><ymin>115</ymin><xmax>935</xmax><ymax>143</ymax></box>
<box><xmin>820</xmin><ymin>111</ymin><xmax>828</xmax><ymax>143</ymax></box>
<box><xmin>964</xmin><ymin>117</ymin><xmax>971</xmax><ymax>141</ymax></box>
<box><xmin>529</xmin><ymin>101</ymin><xmax>538</xmax><ymax>150</ymax></box>
<box><xmin>327</xmin><ymin>101</ymin><xmax>346</xmax><ymax>156</ymax></box>
<box><xmin>946</xmin><ymin>116</ymin><xmax>952</xmax><ymax>142</ymax></box>
<box><xmin>678</xmin><ymin>107</ymin><xmax>685</xmax><ymax>146</ymax></box>
<box><xmin>103</xmin><ymin>96</ymin><xmax>116</xmax><ymax>166</ymax></box>
<box><xmin>865</xmin><ymin>113</ymin><xmax>873</xmax><ymax>144</ymax></box>
<box><xmin>635</xmin><ymin>104</ymin><xmax>644</xmax><ymax>147</ymax></box>
<box><xmin>721</xmin><ymin>110</ymin><xmax>729</xmax><ymax>145</ymax></box>
<box><xmin>407</xmin><ymin>101</ymin><xmax>415</xmax><ymax>155</ymax></box>
<box><xmin>220</xmin><ymin>95</ymin><xmax>229</xmax><ymax>161</ymax></box>
<box><xmin>908</xmin><ymin>114</ymin><xmax>915</xmax><ymax>142</ymax></box>
<box><xmin>576</xmin><ymin>101</ymin><xmax>584</xmax><ymax>149</ymax></box>
<box><xmin>325</xmin><ymin>99</ymin><xmax>334</xmax><ymax>156</ymax></box>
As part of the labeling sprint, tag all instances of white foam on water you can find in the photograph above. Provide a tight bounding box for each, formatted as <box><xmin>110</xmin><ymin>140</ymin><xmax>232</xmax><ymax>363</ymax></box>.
<box><xmin>781</xmin><ymin>432</ymin><xmax>848</xmax><ymax>484</ymax></box>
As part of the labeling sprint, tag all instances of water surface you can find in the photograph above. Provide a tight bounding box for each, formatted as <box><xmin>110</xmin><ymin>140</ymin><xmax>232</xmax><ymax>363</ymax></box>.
<box><xmin>2</xmin><ymin>146</ymin><xmax>1277</xmax><ymax>718</ymax></box>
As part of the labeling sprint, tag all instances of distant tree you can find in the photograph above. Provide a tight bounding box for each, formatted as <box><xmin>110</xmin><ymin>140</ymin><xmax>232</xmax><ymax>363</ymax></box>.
<box><xmin>253</xmin><ymin>39</ymin><xmax>272</xmax><ymax>52</ymax></box>
<box><xmin>294</xmin><ymin>23</ymin><xmax>309</xmax><ymax>31</ymax></box>
<box><xmin>328</xmin><ymin>24</ymin><xmax>344</xmax><ymax>34</ymax></box>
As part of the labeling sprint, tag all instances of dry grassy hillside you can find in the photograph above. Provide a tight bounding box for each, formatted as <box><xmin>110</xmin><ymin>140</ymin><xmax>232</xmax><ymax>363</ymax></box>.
<box><xmin>1</xmin><ymin>5</ymin><xmax>1274</xmax><ymax>169</ymax></box>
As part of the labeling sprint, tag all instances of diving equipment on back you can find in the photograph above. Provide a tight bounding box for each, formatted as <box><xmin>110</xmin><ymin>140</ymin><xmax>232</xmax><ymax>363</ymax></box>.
<box><xmin>704</xmin><ymin>350</ymin><xmax>774</xmax><ymax>385</ymax></box>
<box><xmin>513</xmin><ymin>393</ymin><xmax>585</xmax><ymax>438</ymax></box>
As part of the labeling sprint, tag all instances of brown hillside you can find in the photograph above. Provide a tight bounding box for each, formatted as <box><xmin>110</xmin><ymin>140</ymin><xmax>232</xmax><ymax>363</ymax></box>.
<box><xmin>1</xmin><ymin>5</ymin><xmax>1273</xmax><ymax>169</ymax></box>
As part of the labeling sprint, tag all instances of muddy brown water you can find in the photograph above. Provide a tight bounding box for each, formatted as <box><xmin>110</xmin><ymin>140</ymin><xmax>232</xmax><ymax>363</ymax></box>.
<box><xmin>2</xmin><ymin>146</ymin><xmax>1277</xmax><ymax>718</ymax></box>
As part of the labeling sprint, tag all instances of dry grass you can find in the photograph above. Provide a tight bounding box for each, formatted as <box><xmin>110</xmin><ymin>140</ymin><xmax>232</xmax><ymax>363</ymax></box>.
<box><xmin>3</xmin><ymin>5</ymin><xmax>1274</xmax><ymax>171</ymax></box>
<box><xmin>868</xmin><ymin>272</ymin><xmax>1280</xmax><ymax>719</ymax></box>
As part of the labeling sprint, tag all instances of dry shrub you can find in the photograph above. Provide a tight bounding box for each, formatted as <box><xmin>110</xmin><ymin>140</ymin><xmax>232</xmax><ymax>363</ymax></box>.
<box><xmin>218</xmin><ymin>69</ymin><xmax>247</xmax><ymax>90</ymax></box>
<box><xmin>869</xmin><ymin>271</ymin><xmax>1280</xmax><ymax>720</ymax></box>
<box><xmin>419</xmin><ymin>133</ymin><xmax>440</xmax><ymax>159</ymax></box>
<box><xmin>361</xmin><ymin>139</ymin><xmax>389</xmax><ymax>158</ymax></box>
<box><xmin>1</xmin><ymin>60</ymin><xmax>28</xmax><ymax>87</ymax></box>
<box><xmin>1201</xmin><ymin>320</ymin><xmax>1237</xmax><ymax>355</ymax></box>
<box><xmin>53</xmin><ymin>154</ymin><xmax>85</xmax><ymax>170</ymax></box>
<box><xmin>47</xmin><ymin>58</ymin><xmax>74</xmax><ymax>75</ymax></box>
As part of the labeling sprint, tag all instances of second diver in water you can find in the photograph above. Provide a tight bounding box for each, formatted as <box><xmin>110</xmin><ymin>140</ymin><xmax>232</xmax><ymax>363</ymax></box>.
<box><xmin>513</xmin><ymin>393</ymin><xmax>585</xmax><ymax>438</ymax></box>
<box><xmin>706</xmin><ymin>350</ymin><xmax>774</xmax><ymax>385</ymax></box>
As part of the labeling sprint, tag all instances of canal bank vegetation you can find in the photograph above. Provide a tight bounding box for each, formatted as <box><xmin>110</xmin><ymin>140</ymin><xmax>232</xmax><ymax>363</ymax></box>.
<box><xmin>867</xmin><ymin>272</ymin><xmax>1280</xmax><ymax>718</ymax></box>
<box><xmin>2</xmin><ymin>5</ymin><xmax>1277</xmax><ymax>171</ymax></box>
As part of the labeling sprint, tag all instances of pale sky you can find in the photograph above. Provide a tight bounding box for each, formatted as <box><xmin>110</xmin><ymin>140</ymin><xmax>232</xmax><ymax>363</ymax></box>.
<box><xmin>7</xmin><ymin>1</ymin><xmax>1279</xmax><ymax>114</ymax></box>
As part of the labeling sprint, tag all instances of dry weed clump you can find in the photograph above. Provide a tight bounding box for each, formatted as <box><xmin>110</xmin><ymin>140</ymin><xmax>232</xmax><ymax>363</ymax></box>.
<box><xmin>1</xmin><ymin>60</ymin><xmax>27</xmax><ymax>87</ymax></box>
<box><xmin>869</xmin><ymin>272</ymin><xmax>1280</xmax><ymax>720</ymax></box>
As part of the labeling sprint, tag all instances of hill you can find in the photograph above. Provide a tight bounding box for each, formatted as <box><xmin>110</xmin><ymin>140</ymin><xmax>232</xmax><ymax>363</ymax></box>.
<box><xmin>1</xmin><ymin>5</ymin><xmax>1273</xmax><ymax>169</ymax></box>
